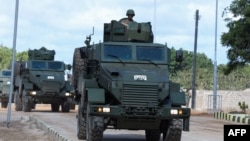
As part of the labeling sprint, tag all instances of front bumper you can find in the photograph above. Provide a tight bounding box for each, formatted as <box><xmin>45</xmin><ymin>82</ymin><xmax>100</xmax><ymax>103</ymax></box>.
<box><xmin>89</xmin><ymin>105</ymin><xmax>190</xmax><ymax>130</ymax></box>
<box><xmin>90</xmin><ymin>105</ymin><xmax>190</xmax><ymax>118</ymax></box>
<box><xmin>0</xmin><ymin>93</ymin><xmax>11</xmax><ymax>99</ymax></box>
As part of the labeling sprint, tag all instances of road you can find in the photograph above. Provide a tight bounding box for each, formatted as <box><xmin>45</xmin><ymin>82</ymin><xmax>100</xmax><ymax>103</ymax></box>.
<box><xmin>1</xmin><ymin>104</ymin><xmax>240</xmax><ymax>141</ymax></box>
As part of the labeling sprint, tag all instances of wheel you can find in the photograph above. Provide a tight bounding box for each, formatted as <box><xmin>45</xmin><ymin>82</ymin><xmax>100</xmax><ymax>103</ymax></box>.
<box><xmin>22</xmin><ymin>90</ymin><xmax>32</xmax><ymax>112</ymax></box>
<box><xmin>145</xmin><ymin>129</ymin><xmax>161</xmax><ymax>141</ymax></box>
<box><xmin>163</xmin><ymin>119</ymin><xmax>182</xmax><ymax>141</ymax></box>
<box><xmin>1</xmin><ymin>101</ymin><xmax>8</xmax><ymax>108</ymax></box>
<box><xmin>14</xmin><ymin>90</ymin><xmax>22</xmax><ymax>111</ymax></box>
<box><xmin>77</xmin><ymin>100</ymin><xmax>87</xmax><ymax>140</ymax></box>
<box><xmin>70</xmin><ymin>101</ymin><xmax>76</xmax><ymax>110</ymax></box>
<box><xmin>86</xmin><ymin>103</ymin><xmax>104</xmax><ymax>141</ymax></box>
<box><xmin>72</xmin><ymin>47</ymin><xmax>85</xmax><ymax>89</ymax></box>
<box><xmin>51</xmin><ymin>103</ymin><xmax>60</xmax><ymax>112</ymax></box>
<box><xmin>61</xmin><ymin>101</ymin><xmax>70</xmax><ymax>113</ymax></box>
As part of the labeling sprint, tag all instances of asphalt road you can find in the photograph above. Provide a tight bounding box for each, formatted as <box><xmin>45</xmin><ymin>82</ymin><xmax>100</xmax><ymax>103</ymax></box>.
<box><xmin>1</xmin><ymin>104</ymin><xmax>240</xmax><ymax>141</ymax></box>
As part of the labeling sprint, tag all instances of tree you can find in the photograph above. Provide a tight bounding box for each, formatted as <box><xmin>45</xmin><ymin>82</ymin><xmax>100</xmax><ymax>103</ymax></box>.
<box><xmin>0</xmin><ymin>45</ymin><xmax>28</xmax><ymax>70</ymax></box>
<box><xmin>221</xmin><ymin>0</ymin><xmax>250</xmax><ymax>74</ymax></box>
<box><xmin>0</xmin><ymin>45</ymin><xmax>12</xmax><ymax>70</ymax></box>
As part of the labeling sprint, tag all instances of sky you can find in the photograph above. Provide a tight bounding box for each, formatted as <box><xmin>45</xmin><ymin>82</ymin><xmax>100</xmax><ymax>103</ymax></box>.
<box><xmin>0</xmin><ymin>0</ymin><xmax>233</xmax><ymax>65</ymax></box>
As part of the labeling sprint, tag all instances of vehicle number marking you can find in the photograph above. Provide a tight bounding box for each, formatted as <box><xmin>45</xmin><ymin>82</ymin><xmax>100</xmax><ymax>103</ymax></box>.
<box><xmin>47</xmin><ymin>76</ymin><xmax>55</xmax><ymax>79</ymax></box>
<box><xmin>134</xmin><ymin>75</ymin><xmax>147</xmax><ymax>81</ymax></box>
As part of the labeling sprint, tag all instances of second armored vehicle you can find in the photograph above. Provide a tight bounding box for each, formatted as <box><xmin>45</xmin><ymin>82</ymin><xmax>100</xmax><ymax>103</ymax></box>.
<box><xmin>0</xmin><ymin>69</ymin><xmax>12</xmax><ymax>108</ymax></box>
<box><xmin>14</xmin><ymin>47</ymin><xmax>74</xmax><ymax>112</ymax></box>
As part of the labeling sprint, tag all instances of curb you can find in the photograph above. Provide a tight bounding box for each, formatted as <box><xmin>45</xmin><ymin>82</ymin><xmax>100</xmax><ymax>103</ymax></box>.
<box><xmin>29</xmin><ymin>115</ymin><xmax>72</xmax><ymax>141</ymax></box>
<box><xmin>214</xmin><ymin>111</ymin><xmax>250</xmax><ymax>124</ymax></box>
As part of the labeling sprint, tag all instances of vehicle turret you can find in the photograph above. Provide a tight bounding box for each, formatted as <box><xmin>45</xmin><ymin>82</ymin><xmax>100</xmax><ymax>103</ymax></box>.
<box><xmin>28</xmin><ymin>47</ymin><xmax>55</xmax><ymax>61</ymax></box>
<box><xmin>103</xmin><ymin>20</ymin><xmax>154</xmax><ymax>43</ymax></box>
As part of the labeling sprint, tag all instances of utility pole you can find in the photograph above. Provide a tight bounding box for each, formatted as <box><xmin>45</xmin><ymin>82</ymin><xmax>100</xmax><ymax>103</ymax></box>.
<box><xmin>213</xmin><ymin>0</ymin><xmax>218</xmax><ymax>113</ymax></box>
<box><xmin>7</xmin><ymin>0</ymin><xmax>19</xmax><ymax>128</ymax></box>
<box><xmin>191</xmin><ymin>9</ymin><xmax>200</xmax><ymax>109</ymax></box>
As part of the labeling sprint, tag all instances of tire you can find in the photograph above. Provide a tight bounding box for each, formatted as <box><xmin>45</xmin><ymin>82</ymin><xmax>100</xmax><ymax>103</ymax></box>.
<box><xmin>51</xmin><ymin>103</ymin><xmax>60</xmax><ymax>112</ymax></box>
<box><xmin>1</xmin><ymin>101</ymin><xmax>8</xmax><ymax>108</ymax></box>
<box><xmin>72</xmin><ymin>47</ymin><xmax>85</xmax><ymax>89</ymax></box>
<box><xmin>22</xmin><ymin>90</ymin><xmax>32</xmax><ymax>112</ymax></box>
<box><xmin>77</xmin><ymin>100</ymin><xmax>86</xmax><ymax>140</ymax></box>
<box><xmin>163</xmin><ymin>119</ymin><xmax>182</xmax><ymax>141</ymax></box>
<box><xmin>61</xmin><ymin>102</ymin><xmax>70</xmax><ymax>113</ymax></box>
<box><xmin>86</xmin><ymin>103</ymin><xmax>104</xmax><ymax>141</ymax></box>
<box><xmin>145</xmin><ymin>130</ymin><xmax>161</xmax><ymax>141</ymax></box>
<box><xmin>70</xmin><ymin>102</ymin><xmax>76</xmax><ymax>110</ymax></box>
<box><xmin>14</xmin><ymin>90</ymin><xmax>22</xmax><ymax>111</ymax></box>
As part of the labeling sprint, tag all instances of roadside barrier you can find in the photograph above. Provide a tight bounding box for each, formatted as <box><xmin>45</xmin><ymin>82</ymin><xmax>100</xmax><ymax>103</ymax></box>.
<box><xmin>29</xmin><ymin>115</ymin><xmax>72</xmax><ymax>141</ymax></box>
<box><xmin>214</xmin><ymin>111</ymin><xmax>250</xmax><ymax>124</ymax></box>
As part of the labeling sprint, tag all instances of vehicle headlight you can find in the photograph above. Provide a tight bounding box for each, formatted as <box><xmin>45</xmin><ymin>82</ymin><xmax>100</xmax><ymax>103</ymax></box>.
<box><xmin>7</xmin><ymin>81</ymin><xmax>11</xmax><ymax>84</ymax></box>
<box><xmin>97</xmin><ymin>107</ymin><xmax>110</xmax><ymax>113</ymax></box>
<box><xmin>65</xmin><ymin>92</ymin><xmax>71</xmax><ymax>96</ymax></box>
<box><xmin>30</xmin><ymin>91</ymin><xmax>36</xmax><ymax>95</ymax></box>
<box><xmin>170</xmin><ymin>109</ymin><xmax>183</xmax><ymax>115</ymax></box>
<box><xmin>103</xmin><ymin>107</ymin><xmax>110</xmax><ymax>113</ymax></box>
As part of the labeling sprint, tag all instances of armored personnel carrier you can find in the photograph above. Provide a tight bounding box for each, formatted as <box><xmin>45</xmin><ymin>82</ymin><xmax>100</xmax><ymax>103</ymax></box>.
<box><xmin>73</xmin><ymin>19</ymin><xmax>190</xmax><ymax>141</ymax></box>
<box><xmin>14</xmin><ymin>47</ymin><xmax>74</xmax><ymax>112</ymax></box>
<box><xmin>0</xmin><ymin>69</ymin><xmax>12</xmax><ymax>108</ymax></box>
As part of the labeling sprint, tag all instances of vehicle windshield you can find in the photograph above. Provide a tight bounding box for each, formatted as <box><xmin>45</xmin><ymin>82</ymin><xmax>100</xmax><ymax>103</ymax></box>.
<box><xmin>104</xmin><ymin>45</ymin><xmax>132</xmax><ymax>60</ymax></box>
<box><xmin>32</xmin><ymin>61</ymin><xmax>46</xmax><ymax>69</ymax></box>
<box><xmin>1</xmin><ymin>70</ymin><xmax>11</xmax><ymax>76</ymax></box>
<box><xmin>48</xmin><ymin>62</ymin><xmax>63</xmax><ymax>70</ymax></box>
<box><xmin>31</xmin><ymin>61</ymin><xmax>64</xmax><ymax>70</ymax></box>
<box><xmin>136</xmin><ymin>46</ymin><xmax>165</xmax><ymax>61</ymax></box>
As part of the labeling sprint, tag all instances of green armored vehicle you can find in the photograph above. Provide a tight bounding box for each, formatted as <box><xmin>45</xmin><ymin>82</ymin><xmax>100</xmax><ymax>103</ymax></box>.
<box><xmin>14</xmin><ymin>47</ymin><xmax>74</xmax><ymax>112</ymax></box>
<box><xmin>0</xmin><ymin>69</ymin><xmax>12</xmax><ymax>108</ymax></box>
<box><xmin>73</xmin><ymin>19</ymin><xmax>190</xmax><ymax>141</ymax></box>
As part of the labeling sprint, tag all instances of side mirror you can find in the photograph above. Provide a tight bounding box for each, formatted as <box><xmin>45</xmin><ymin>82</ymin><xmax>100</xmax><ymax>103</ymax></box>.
<box><xmin>66</xmin><ymin>64</ymin><xmax>72</xmax><ymax>70</ymax></box>
<box><xmin>176</xmin><ymin>50</ymin><xmax>183</xmax><ymax>62</ymax></box>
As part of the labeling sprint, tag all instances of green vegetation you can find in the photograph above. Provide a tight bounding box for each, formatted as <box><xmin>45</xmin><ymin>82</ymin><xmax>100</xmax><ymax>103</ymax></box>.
<box><xmin>172</xmin><ymin>0</ymin><xmax>250</xmax><ymax>90</ymax></box>
<box><xmin>238</xmin><ymin>101</ymin><xmax>249</xmax><ymax>113</ymax></box>
<box><xmin>169</xmin><ymin>48</ymin><xmax>250</xmax><ymax>90</ymax></box>
<box><xmin>221</xmin><ymin>0</ymin><xmax>250</xmax><ymax>74</ymax></box>
<box><xmin>0</xmin><ymin>45</ymin><xmax>28</xmax><ymax>70</ymax></box>
<box><xmin>1</xmin><ymin>44</ymin><xmax>250</xmax><ymax>90</ymax></box>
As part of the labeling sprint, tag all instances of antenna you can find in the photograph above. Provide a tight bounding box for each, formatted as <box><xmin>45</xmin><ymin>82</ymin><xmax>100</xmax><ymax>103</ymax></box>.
<box><xmin>85</xmin><ymin>27</ymin><xmax>94</xmax><ymax>47</ymax></box>
<box><xmin>154</xmin><ymin>0</ymin><xmax>157</xmax><ymax>37</ymax></box>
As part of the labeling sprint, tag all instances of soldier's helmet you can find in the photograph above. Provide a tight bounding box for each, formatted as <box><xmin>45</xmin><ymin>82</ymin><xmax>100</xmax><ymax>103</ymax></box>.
<box><xmin>126</xmin><ymin>9</ymin><xmax>135</xmax><ymax>16</ymax></box>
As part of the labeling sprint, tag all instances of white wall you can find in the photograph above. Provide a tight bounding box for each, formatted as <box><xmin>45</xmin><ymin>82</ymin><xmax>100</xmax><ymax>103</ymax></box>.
<box><xmin>187</xmin><ymin>89</ymin><xmax>250</xmax><ymax>113</ymax></box>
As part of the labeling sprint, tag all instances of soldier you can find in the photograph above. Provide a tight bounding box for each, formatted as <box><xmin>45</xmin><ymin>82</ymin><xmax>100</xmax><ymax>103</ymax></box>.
<box><xmin>120</xmin><ymin>9</ymin><xmax>135</xmax><ymax>26</ymax></box>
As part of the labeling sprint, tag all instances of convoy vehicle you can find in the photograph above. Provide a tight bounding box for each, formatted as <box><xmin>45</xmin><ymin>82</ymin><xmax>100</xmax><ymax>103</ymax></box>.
<box><xmin>0</xmin><ymin>69</ymin><xmax>12</xmax><ymax>108</ymax></box>
<box><xmin>14</xmin><ymin>47</ymin><xmax>74</xmax><ymax>112</ymax></box>
<box><xmin>73</xmin><ymin>19</ymin><xmax>190</xmax><ymax>141</ymax></box>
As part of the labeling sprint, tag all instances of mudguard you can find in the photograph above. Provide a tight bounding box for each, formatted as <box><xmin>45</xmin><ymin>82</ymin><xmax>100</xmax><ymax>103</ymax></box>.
<box><xmin>87</xmin><ymin>88</ymin><xmax>105</xmax><ymax>104</ymax></box>
<box><xmin>170</xmin><ymin>91</ymin><xmax>186</xmax><ymax>105</ymax></box>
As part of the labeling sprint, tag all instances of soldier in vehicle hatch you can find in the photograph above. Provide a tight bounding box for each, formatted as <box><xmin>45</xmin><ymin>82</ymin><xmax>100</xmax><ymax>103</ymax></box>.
<box><xmin>120</xmin><ymin>9</ymin><xmax>135</xmax><ymax>26</ymax></box>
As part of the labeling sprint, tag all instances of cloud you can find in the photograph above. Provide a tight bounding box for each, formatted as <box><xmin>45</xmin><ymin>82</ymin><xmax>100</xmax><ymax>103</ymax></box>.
<box><xmin>0</xmin><ymin>0</ymin><xmax>233</xmax><ymax>65</ymax></box>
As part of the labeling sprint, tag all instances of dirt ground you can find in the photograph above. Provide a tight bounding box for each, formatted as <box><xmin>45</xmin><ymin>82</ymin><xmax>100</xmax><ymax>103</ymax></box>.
<box><xmin>0</xmin><ymin>105</ymin><xmax>52</xmax><ymax>141</ymax></box>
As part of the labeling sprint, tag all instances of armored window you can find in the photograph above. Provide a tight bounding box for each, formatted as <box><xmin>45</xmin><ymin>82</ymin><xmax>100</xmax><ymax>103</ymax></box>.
<box><xmin>48</xmin><ymin>62</ymin><xmax>63</xmax><ymax>70</ymax></box>
<box><xmin>1</xmin><ymin>70</ymin><xmax>11</xmax><ymax>76</ymax></box>
<box><xmin>104</xmin><ymin>45</ymin><xmax>132</xmax><ymax>60</ymax></box>
<box><xmin>31</xmin><ymin>61</ymin><xmax>46</xmax><ymax>69</ymax></box>
<box><xmin>136</xmin><ymin>46</ymin><xmax>164</xmax><ymax>61</ymax></box>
